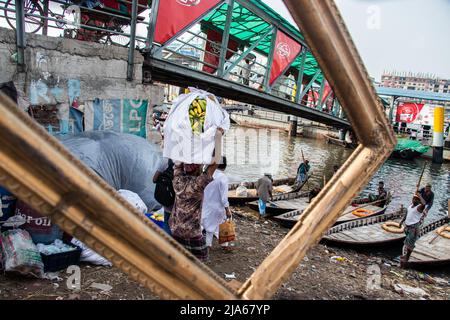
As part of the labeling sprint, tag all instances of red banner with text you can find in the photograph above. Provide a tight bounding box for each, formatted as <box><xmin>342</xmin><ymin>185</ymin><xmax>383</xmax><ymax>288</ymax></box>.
<box><xmin>321</xmin><ymin>81</ymin><xmax>333</xmax><ymax>105</ymax></box>
<box><xmin>396</xmin><ymin>102</ymin><xmax>425</xmax><ymax>123</ymax></box>
<box><xmin>269</xmin><ymin>31</ymin><xmax>302</xmax><ymax>86</ymax></box>
<box><xmin>154</xmin><ymin>0</ymin><xmax>222</xmax><ymax>45</ymax></box>
<box><xmin>202</xmin><ymin>28</ymin><xmax>239</xmax><ymax>74</ymax></box>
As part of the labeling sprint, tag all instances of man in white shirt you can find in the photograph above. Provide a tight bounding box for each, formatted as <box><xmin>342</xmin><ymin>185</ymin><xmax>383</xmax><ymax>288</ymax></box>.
<box><xmin>399</xmin><ymin>192</ymin><xmax>426</xmax><ymax>268</ymax></box>
<box><xmin>201</xmin><ymin>156</ymin><xmax>232</xmax><ymax>249</ymax></box>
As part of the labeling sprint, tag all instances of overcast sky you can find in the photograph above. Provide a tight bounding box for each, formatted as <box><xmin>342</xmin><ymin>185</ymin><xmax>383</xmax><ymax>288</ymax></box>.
<box><xmin>262</xmin><ymin>0</ymin><xmax>450</xmax><ymax>81</ymax></box>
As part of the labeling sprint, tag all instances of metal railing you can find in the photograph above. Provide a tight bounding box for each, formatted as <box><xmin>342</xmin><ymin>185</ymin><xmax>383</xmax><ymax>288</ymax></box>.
<box><xmin>0</xmin><ymin>0</ymin><xmax>152</xmax><ymax>79</ymax></box>
<box><xmin>0</xmin><ymin>0</ymin><xmax>345</xmax><ymax>119</ymax></box>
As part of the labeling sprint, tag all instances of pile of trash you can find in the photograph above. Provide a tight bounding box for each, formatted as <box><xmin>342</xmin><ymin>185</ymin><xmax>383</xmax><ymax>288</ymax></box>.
<box><xmin>0</xmin><ymin>187</ymin><xmax>159</xmax><ymax>278</ymax></box>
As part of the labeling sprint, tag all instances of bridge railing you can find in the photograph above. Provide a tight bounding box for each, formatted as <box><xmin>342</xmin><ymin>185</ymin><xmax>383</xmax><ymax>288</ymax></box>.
<box><xmin>0</xmin><ymin>0</ymin><xmax>151</xmax><ymax>79</ymax></box>
<box><xmin>0</xmin><ymin>0</ymin><xmax>345</xmax><ymax>119</ymax></box>
<box><xmin>147</xmin><ymin>0</ymin><xmax>344</xmax><ymax>119</ymax></box>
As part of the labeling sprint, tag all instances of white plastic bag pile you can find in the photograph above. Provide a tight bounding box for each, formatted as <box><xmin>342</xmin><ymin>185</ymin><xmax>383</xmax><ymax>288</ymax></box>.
<box><xmin>118</xmin><ymin>189</ymin><xmax>148</xmax><ymax>213</ymax></box>
<box><xmin>70</xmin><ymin>190</ymin><xmax>147</xmax><ymax>267</ymax></box>
<box><xmin>163</xmin><ymin>88</ymin><xmax>230</xmax><ymax>164</ymax></box>
<box><xmin>1</xmin><ymin>229</ymin><xmax>44</xmax><ymax>278</ymax></box>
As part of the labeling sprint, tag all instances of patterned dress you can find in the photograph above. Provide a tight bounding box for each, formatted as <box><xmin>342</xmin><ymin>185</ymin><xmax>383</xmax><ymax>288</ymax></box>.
<box><xmin>170</xmin><ymin>164</ymin><xmax>212</xmax><ymax>261</ymax></box>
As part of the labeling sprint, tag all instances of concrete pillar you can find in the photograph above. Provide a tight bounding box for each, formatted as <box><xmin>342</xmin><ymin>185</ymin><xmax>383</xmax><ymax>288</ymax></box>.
<box><xmin>339</xmin><ymin>129</ymin><xmax>345</xmax><ymax>140</ymax></box>
<box><xmin>288</xmin><ymin>116</ymin><xmax>298</xmax><ymax>137</ymax></box>
<box><xmin>432</xmin><ymin>105</ymin><xmax>444</xmax><ymax>164</ymax></box>
<box><xmin>388</xmin><ymin>96</ymin><xmax>397</xmax><ymax>123</ymax></box>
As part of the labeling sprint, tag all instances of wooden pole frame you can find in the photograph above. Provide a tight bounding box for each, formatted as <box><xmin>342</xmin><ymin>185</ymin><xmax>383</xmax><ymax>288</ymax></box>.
<box><xmin>0</xmin><ymin>0</ymin><xmax>395</xmax><ymax>300</ymax></box>
<box><xmin>237</xmin><ymin>0</ymin><xmax>396</xmax><ymax>299</ymax></box>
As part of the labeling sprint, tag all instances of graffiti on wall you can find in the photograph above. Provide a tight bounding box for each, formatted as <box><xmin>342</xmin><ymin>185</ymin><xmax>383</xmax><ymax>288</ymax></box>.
<box><xmin>85</xmin><ymin>98</ymin><xmax>149</xmax><ymax>138</ymax></box>
<box><xmin>26</xmin><ymin>51</ymin><xmax>150</xmax><ymax>138</ymax></box>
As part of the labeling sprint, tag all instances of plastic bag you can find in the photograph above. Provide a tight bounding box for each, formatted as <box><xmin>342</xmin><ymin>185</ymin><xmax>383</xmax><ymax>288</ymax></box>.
<box><xmin>1</xmin><ymin>229</ymin><xmax>44</xmax><ymax>278</ymax></box>
<box><xmin>219</xmin><ymin>218</ymin><xmax>236</xmax><ymax>244</ymax></box>
<box><xmin>69</xmin><ymin>188</ymin><xmax>149</xmax><ymax>267</ymax></box>
<box><xmin>235</xmin><ymin>184</ymin><xmax>248</xmax><ymax>197</ymax></box>
<box><xmin>163</xmin><ymin>88</ymin><xmax>230</xmax><ymax>164</ymax></box>
<box><xmin>59</xmin><ymin>131</ymin><xmax>163</xmax><ymax>211</ymax></box>
<box><xmin>70</xmin><ymin>238</ymin><xmax>112</xmax><ymax>267</ymax></box>
<box><xmin>118</xmin><ymin>189</ymin><xmax>148</xmax><ymax>214</ymax></box>
<box><xmin>15</xmin><ymin>200</ymin><xmax>63</xmax><ymax>245</ymax></box>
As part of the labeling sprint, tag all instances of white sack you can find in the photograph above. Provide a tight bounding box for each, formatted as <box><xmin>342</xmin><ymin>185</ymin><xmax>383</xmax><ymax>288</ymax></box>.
<box><xmin>163</xmin><ymin>88</ymin><xmax>230</xmax><ymax>164</ymax></box>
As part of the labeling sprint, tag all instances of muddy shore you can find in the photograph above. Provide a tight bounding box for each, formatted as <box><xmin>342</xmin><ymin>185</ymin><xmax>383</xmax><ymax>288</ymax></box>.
<box><xmin>1</xmin><ymin>207</ymin><xmax>449</xmax><ymax>300</ymax></box>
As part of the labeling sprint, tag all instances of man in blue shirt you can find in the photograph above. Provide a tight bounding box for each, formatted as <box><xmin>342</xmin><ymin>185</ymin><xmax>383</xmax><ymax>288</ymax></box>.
<box><xmin>296</xmin><ymin>159</ymin><xmax>310</xmax><ymax>184</ymax></box>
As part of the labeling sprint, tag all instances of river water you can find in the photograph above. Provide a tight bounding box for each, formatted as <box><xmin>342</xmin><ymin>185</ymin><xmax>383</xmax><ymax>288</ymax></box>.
<box><xmin>223</xmin><ymin>125</ymin><xmax>449</xmax><ymax>222</ymax></box>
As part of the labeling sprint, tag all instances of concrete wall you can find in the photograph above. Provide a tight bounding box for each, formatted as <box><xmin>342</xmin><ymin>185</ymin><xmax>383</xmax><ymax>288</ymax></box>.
<box><xmin>0</xmin><ymin>27</ymin><xmax>163</xmax><ymax>105</ymax></box>
<box><xmin>0</xmin><ymin>27</ymin><xmax>164</xmax><ymax>139</ymax></box>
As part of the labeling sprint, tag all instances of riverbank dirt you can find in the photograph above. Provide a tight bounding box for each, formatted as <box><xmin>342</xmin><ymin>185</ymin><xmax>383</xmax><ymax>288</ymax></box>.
<box><xmin>1</xmin><ymin>207</ymin><xmax>449</xmax><ymax>300</ymax></box>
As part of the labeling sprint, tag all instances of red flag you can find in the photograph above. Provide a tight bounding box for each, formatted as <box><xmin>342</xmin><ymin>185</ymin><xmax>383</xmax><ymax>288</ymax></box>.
<box><xmin>396</xmin><ymin>102</ymin><xmax>425</xmax><ymax>123</ymax></box>
<box><xmin>269</xmin><ymin>30</ymin><xmax>302</xmax><ymax>86</ymax></box>
<box><xmin>154</xmin><ymin>0</ymin><xmax>222</xmax><ymax>45</ymax></box>
<box><xmin>306</xmin><ymin>89</ymin><xmax>319</xmax><ymax>108</ymax></box>
<box><xmin>202</xmin><ymin>28</ymin><xmax>239</xmax><ymax>74</ymax></box>
<box><xmin>321</xmin><ymin>81</ymin><xmax>332</xmax><ymax>105</ymax></box>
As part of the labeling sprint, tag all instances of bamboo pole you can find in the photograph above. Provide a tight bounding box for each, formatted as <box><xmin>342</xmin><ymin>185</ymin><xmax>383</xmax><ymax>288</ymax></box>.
<box><xmin>415</xmin><ymin>161</ymin><xmax>427</xmax><ymax>193</ymax></box>
<box><xmin>300</xmin><ymin>149</ymin><xmax>310</xmax><ymax>191</ymax></box>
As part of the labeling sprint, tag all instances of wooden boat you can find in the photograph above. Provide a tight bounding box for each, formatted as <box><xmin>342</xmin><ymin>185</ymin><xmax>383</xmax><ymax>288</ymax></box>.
<box><xmin>322</xmin><ymin>209</ymin><xmax>406</xmax><ymax>246</ymax></box>
<box><xmin>273</xmin><ymin>192</ymin><xmax>392</xmax><ymax>228</ymax></box>
<box><xmin>228</xmin><ymin>177</ymin><xmax>296</xmax><ymax>205</ymax></box>
<box><xmin>390</xmin><ymin>149</ymin><xmax>423</xmax><ymax>160</ymax></box>
<box><xmin>247</xmin><ymin>190</ymin><xmax>310</xmax><ymax>216</ymax></box>
<box><xmin>390</xmin><ymin>138</ymin><xmax>429</xmax><ymax>160</ymax></box>
<box><xmin>335</xmin><ymin>193</ymin><xmax>391</xmax><ymax>224</ymax></box>
<box><xmin>322</xmin><ymin>133</ymin><xmax>356</xmax><ymax>149</ymax></box>
<box><xmin>406</xmin><ymin>213</ymin><xmax>450</xmax><ymax>267</ymax></box>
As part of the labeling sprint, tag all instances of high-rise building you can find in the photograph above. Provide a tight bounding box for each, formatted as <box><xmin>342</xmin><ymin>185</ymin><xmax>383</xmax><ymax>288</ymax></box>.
<box><xmin>380</xmin><ymin>71</ymin><xmax>450</xmax><ymax>93</ymax></box>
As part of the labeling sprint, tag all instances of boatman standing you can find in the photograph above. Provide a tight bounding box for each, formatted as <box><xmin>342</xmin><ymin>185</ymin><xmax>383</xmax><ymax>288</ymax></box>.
<box><xmin>418</xmin><ymin>183</ymin><xmax>434</xmax><ymax>215</ymax></box>
<box><xmin>398</xmin><ymin>192</ymin><xmax>427</xmax><ymax>268</ymax></box>
<box><xmin>256</xmin><ymin>173</ymin><xmax>273</xmax><ymax>217</ymax></box>
<box><xmin>296</xmin><ymin>159</ymin><xmax>310</xmax><ymax>185</ymax></box>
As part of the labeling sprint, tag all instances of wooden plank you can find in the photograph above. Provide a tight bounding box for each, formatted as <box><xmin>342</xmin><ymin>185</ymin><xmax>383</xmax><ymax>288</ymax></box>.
<box><xmin>0</xmin><ymin>95</ymin><xmax>236</xmax><ymax>300</ymax></box>
<box><xmin>324</xmin><ymin>218</ymin><xmax>405</xmax><ymax>244</ymax></box>
<box><xmin>410</xmin><ymin>230</ymin><xmax>450</xmax><ymax>263</ymax></box>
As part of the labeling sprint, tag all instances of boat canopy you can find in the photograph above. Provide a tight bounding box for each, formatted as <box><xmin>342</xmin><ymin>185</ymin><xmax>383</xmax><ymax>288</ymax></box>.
<box><xmin>394</xmin><ymin>139</ymin><xmax>430</xmax><ymax>154</ymax></box>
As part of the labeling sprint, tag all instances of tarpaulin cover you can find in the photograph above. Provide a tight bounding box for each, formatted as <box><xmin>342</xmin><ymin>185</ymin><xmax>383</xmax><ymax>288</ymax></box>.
<box><xmin>394</xmin><ymin>139</ymin><xmax>429</xmax><ymax>154</ymax></box>
<box><xmin>59</xmin><ymin>131</ymin><xmax>162</xmax><ymax>211</ymax></box>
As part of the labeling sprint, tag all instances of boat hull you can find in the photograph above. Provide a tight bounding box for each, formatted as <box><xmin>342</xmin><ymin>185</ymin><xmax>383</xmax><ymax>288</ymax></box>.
<box><xmin>406</xmin><ymin>217</ymin><xmax>450</xmax><ymax>267</ymax></box>
<box><xmin>273</xmin><ymin>200</ymin><xmax>392</xmax><ymax>229</ymax></box>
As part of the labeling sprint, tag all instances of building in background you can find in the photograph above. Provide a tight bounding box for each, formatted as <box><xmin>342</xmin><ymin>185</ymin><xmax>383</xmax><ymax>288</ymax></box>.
<box><xmin>380</xmin><ymin>71</ymin><xmax>450</xmax><ymax>122</ymax></box>
<box><xmin>381</xmin><ymin>71</ymin><xmax>450</xmax><ymax>94</ymax></box>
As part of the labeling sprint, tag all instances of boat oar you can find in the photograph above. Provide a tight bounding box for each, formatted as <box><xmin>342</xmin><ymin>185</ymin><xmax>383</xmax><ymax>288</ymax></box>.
<box><xmin>267</xmin><ymin>200</ymin><xmax>279</xmax><ymax>208</ymax></box>
<box><xmin>415</xmin><ymin>161</ymin><xmax>427</xmax><ymax>194</ymax></box>
<box><xmin>300</xmin><ymin>149</ymin><xmax>310</xmax><ymax>191</ymax></box>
